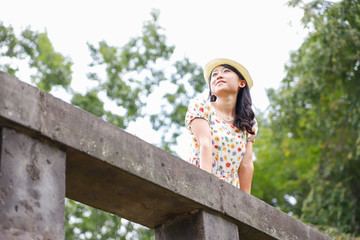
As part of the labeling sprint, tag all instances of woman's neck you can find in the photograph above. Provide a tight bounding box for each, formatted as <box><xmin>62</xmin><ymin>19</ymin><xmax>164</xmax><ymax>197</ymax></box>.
<box><xmin>212</xmin><ymin>94</ymin><xmax>237</xmax><ymax>120</ymax></box>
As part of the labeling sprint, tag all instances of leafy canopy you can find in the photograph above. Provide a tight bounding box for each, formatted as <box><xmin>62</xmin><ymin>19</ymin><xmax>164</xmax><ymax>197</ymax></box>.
<box><xmin>253</xmin><ymin>0</ymin><xmax>360</xmax><ymax>237</ymax></box>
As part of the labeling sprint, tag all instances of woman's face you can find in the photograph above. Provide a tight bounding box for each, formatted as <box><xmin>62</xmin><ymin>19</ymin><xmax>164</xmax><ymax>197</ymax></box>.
<box><xmin>210</xmin><ymin>65</ymin><xmax>246</xmax><ymax>96</ymax></box>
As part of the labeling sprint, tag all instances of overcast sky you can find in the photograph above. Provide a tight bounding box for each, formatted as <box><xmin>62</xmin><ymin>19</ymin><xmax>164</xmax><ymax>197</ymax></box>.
<box><xmin>1</xmin><ymin>0</ymin><xmax>308</xmax><ymax>158</ymax></box>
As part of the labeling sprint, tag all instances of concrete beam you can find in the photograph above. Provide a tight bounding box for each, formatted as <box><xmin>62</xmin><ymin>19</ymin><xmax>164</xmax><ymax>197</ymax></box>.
<box><xmin>0</xmin><ymin>72</ymin><xmax>331</xmax><ymax>240</ymax></box>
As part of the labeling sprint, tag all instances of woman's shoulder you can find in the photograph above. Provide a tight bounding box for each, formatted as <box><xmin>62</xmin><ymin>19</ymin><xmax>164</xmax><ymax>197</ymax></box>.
<box><xmin>185</xmin><ymin>94</ymin><xmax>213</xmax><ymax>127</ymax></box>
<box><xmin>189</xmin><ymin>94</ymin><xmax>210</xmax><ymax>106</ymax></box>
<box><xmin>246</xmin><ymin>118</ymin><xmax>259</xmax><ymax>143</ymax></box>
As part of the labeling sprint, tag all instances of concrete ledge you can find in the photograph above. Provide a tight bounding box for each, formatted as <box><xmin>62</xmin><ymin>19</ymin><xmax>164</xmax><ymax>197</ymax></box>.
<box><xmin>0</xmin><ymin>72</ymin><xmax>331</xmax><ymax>240</ymax></box>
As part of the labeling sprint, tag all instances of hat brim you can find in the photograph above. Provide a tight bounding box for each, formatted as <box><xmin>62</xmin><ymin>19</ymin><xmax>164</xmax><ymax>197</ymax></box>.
<box><xmin>203</xmin><ymin>58</ymin><xmax>253</xmax><ymax>89</ymax></box>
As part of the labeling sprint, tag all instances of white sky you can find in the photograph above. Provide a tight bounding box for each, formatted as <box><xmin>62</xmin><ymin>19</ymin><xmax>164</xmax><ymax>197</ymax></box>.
<box><xmin>1</xmin><ymin>0</ymin><xmax>308</xmax><ymax>158</ymax></box>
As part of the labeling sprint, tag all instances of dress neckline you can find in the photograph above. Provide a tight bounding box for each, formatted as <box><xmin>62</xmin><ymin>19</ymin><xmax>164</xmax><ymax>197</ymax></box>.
<box><xmin>209</xmin><ymin>100</ymin><xmax>235</xmax><ymax>127</ymax></box>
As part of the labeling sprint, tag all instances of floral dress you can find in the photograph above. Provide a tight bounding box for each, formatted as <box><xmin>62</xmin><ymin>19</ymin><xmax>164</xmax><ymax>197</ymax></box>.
<box><xmin>185</xmin><ymin>95</ymin><xmax>258</xmax><ymax>188</ymax></box>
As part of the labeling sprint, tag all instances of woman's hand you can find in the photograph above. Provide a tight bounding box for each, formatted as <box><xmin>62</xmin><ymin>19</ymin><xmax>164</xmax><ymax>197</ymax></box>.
<box><xmin>238</xmin><ymin>142</ymin><xmax>254</xmax><ymax>194</ymax></box>
<box><xmin>190</xmin><ymin>118</ymin><xmax>212</xmax><ymax>173</ymax></box>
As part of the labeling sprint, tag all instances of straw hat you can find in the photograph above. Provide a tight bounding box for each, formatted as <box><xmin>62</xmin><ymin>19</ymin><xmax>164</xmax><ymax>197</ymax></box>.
<box><xmin>203</xmin><ymin>58</ymin><xmax>253</xmax><ymax>89</ymax></box>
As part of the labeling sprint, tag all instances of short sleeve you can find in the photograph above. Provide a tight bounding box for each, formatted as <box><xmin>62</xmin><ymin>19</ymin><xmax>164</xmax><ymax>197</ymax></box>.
<box><xmin>185</xmin><ymin>96</ymin><xmax>212</xmax><ymax>131</ymax></box>
<box><xmin>246</xmin><ymin>118</ymin><xmax>258</xmax><ymax>143</ymax></box>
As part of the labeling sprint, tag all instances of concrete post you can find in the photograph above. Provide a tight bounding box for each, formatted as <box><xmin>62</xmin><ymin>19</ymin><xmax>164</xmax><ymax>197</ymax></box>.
<box><xmin>0</xmin><ymin>128</ymin><xmax>66</xmax><ymax>240</ymax></box>
<box><xmin>155</xmin><ymin>210</ymin><xmax>239</xmax><ymax>240</ymax></box>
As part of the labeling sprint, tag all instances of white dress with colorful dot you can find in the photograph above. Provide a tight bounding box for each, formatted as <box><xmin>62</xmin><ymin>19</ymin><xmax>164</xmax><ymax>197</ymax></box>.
<box><xmin>185</xmin><ymin>95</ymin><xmax>258</xmax><ymax>188</ymax></box>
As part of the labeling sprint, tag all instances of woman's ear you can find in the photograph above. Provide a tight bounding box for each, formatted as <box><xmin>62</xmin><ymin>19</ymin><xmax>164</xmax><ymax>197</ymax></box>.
<box><xmin>238</xmin><ymin>80</ymin><xmax>246</xmax><ymax>89</ymax></box>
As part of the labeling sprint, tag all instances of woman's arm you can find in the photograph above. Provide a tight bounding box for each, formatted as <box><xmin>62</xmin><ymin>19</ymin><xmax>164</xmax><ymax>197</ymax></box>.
<box><xmin>238</xmin><ymin>142</ymin><xmax>254</xmax><ymax>194</ymax></box>
<box><xmin>190</xmin><ymin>118</ymin><xmax>212</xmax><ymax>173</ymax></box>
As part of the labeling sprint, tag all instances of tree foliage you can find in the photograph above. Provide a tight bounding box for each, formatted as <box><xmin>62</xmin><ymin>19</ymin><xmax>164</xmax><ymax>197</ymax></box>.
<box><xmin>80</xmin><ymin>9</ymin><xmax>205</xmax><ymax>151</ymax></box>
<box><xmin>253</xmin><ymin>0</ymin><xmax>360</xmax><ymax>237</ymax></box>
<box><xmin>0</xmin><ymin>22</ymin><xmax>72</xmax><ymax>91</ymax></box>
<box><xmin>65</xmin><ymin>199</ymin><xmax>153</xmax><ymax>240</ymax></box>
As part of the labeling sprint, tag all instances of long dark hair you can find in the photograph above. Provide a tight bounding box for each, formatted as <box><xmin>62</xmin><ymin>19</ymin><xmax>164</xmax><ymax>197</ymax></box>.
<box><xmin>208</xmin><ymin>64</ymin><xmax>255</xmax><ymax>134</ymax></box>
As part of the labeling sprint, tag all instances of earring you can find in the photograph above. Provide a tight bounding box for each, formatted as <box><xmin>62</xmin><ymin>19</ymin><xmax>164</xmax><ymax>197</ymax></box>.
<box><xmin>209</xmin><ymin>88</ymin><xmax>217</xmax><ymax>102</ymax></box>
<box><xmin>210</xmin><ymin>95</ymin><xmax>217</xmax><ymax>102</ymax></box>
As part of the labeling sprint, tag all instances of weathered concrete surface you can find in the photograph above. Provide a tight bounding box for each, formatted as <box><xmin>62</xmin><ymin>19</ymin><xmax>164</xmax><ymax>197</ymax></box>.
<box><xmin>155</xmin><ymin>210</ymin><xmax>239</xmax><ymax>240</ymax></box>
<box><xmin>0</xmin><ymin>128</ymin><xmax>66</xmax><ymax>240</ymax></box>
<box><xmin>0</xmin><ymin>71</ymin><xmax>331</xmax><ymax>240</ymax></box>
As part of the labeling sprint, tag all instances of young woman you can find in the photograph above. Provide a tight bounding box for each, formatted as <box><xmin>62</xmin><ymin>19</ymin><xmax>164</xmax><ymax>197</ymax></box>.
<box><xmin>185</xmin><ymin>58</ymin><xmax>258</xmax><ymax>194</ymax></box>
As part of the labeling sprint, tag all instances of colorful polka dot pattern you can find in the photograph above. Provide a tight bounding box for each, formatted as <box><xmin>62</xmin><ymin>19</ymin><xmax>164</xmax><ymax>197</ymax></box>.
<box><xmin>185</xmin><ymin>95</ymin><xmax>258</xmax><ymax>188</ymax></box>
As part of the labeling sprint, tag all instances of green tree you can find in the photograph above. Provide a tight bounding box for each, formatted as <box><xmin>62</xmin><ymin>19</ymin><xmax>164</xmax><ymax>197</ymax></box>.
<box><xmin>82</xmin><ymin>9</ymin><xmax>205</xmax><ymax>147</ymax></box>
<box><xmin>253</xmin><ymin>0</ymin><xmax>360</xmax><ymax>237</ymax></box>
<box><xmin>1</xmin><ymin>9</ymin><xmax>205</xmax><ymax>239</ymax></box>
<box><xmin>65</xmin><ymin>199</ymin><xmax>153</xmax><ymax>240</ymax></box>
<box><xmin>0</xmin><ymin>22</ymin><xmax>72</xmax><ymax>91</ymax></box>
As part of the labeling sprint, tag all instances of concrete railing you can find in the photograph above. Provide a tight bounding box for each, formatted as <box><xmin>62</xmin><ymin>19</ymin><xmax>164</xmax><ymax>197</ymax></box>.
<box><xmin>0</xmin><ymin>72</ymin><xmax>331</xmax><ymax>240</ymax></box>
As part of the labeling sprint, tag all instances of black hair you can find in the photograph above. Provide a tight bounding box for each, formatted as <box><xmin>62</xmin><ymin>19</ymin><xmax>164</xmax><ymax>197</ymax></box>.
<box><xmin>208</xmin><ymin>64</ymin><xmax>255</xmax><ymax>134</ymax></box>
